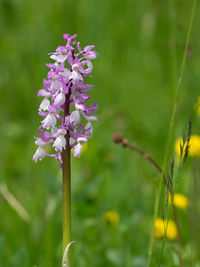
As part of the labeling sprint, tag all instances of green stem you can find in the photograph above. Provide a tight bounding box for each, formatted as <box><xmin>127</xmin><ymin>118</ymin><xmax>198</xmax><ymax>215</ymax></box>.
<box><xmin>62</xmin><ymin>138</ymin><xmax>71</xmax><ymax>256</ymax></box>
<box><xmin>147</xmin><ymin>0</ymin><xmax>197</xmax><ymax>266</ymax></box>
<box><xmin>62</xmin><ymin>88</ymin><xmax>72</xmax><ymax>264</ymax></box>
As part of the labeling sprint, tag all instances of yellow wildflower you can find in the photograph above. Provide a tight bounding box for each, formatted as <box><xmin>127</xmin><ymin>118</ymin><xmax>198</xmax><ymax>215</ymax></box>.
<box><xmin>194</xmin><ymin>96</ymin><xmax>200</xmax><ymax>116</ymax></box>
<box><xmin>103</xmin><ymin>210</ymin><xmax>120</xmax><ymax>227</ymax></box>
<box><xmin>175</xmin><ymin>135</ymin><xmax>200</xmax><ymax>158</ymax></box>
<box><xmin>154</xmin><ymin>218</ymin><xmax>164</xmax><ymax>238</ymax></box>
<box><xmin>154</xmin><ymin>218</ymin><xmax>178</xmax><ymax>240</ymax></box>
<box><xmin>168</xmin><ymin>193</ymin><xmax>188</xmax><ymax>210</ymax></box>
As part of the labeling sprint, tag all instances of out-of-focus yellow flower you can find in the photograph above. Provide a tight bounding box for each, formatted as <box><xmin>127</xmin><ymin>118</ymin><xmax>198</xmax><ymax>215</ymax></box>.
<box><xmin>154</xmin><ymin>218</ymin><xmax>164</xmax><ymax>238</ymax></box>
<box><xmin>175</xmin><ymin>135</ymin><xmax>200</xmax><ymax>158</ymax></box>
<box><xmin>103</xmin><ymin>210</ymin><xmax>120</xmax><ymax>227</ymax></box>
<box><xmin>81</xmin><ymin>143</ymin><xmax>88</xmax><ymax>154</ymax></box>
<box><xmin>154</xmin><ymin>218</ymin><xmax>178</xmax><ymax>240</ymax></box>
<box><xmin>194</xmin><ymin>96</ymin><xmax>200</xmax><ymax>116</ymax></box>
<box><xmin>168</xmin><ymin>193</ymin><xmax>188</xmax><ymax>210</ymax></box>
<box><xmin>166</xmin><ymin>220</ymin><xmax>178</xmax><ymax>240</ymax></box>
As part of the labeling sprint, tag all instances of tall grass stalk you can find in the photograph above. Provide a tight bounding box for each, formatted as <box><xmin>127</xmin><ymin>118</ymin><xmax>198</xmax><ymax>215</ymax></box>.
<box><xmin>147</xmin><ymin>0</ymin><xmax>197</xmax><ymax>266</ymax></box>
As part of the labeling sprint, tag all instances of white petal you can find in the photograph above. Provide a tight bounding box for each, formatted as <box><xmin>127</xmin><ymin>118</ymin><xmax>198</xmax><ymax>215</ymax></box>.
<box><xmin>69</xmin><ymin>71</ymin><xmax>83</xmax><ymax>81</ymax></box>
<box><xmin>86</xmin><ymin>53</ymin><xmax>96</xmax><ymax>60</ymax></box>
<box><xmin>57</xmin><ymin>128</ymin><xmax>66</xmax><ymax>135</ymax></box>
<box><xmin>50</xmin><ymin>80</ymin><xmax>61</xmax><ymax>94</ymax></box>
<box><xmin>85</xmin><ymin>122</ymin><xmax>92</xmax><ymax>135</ymax></box>
<box><xmin>69</xmin><ymin>137</ymin><xmax>75</xmax><ymax>146</ymax></box>
<box><xmin>73</xmin><ymin>143</ymin><xmax>82</xmax><ymax>157</ymax></box>
<box><xmin>85</xmin><ymin>122</ymin><xmax>91</xmax><ymax>129</ymax></box>
<box><xmin>39</xmin><ymin>98</ymin><xmax>50</xmax><ymax>112</ymax></box>
<box><xmin>70</xmin><ymin>110</ymin><xmax>80</xmax><ymax>124</ymax></box>
<box><xmin>42</xmin><ymin>114</ymin><xmax>57</xmax><ymax>129</ymax></box>
<box><xmin>33</xmin><ymin>147</ymin><xmax>46</xmax><ymax>162</ymax></box>
<box><xmin>53</xmin><ymin>135</ymin><xmax>66</xmax><ymax>152</ymax></box>
<box><xmin>77</xmin><ymin>137</ymin><xmax>87</xmax><ymax>144</ymax></box>
<box><xmin>35</xmin><ymin>139</ymin><xmax>48</xmax><ymax>147</ymax></box>
<box><xmin>50</xmin><ymin>54</ymin><xmax>58</xmax><ymax>61</ymax></box>
<box><xmin>86</xmin><ymin>60</ymin><xmax>93</xmax><ymax>71</ymax></box>
<box><xmin>58</xmin><ymin>54</ymin><xmax>67</xmax><ymax>62</ymax></box>
<box><xmin>88</xmin><ymin>115</ymin><xmax>98</xmax><ymax>122</ymax></box>
<box><xmin>75</xmin><ymin>103</ymin><xmax>85</xmax><ymax>111</ymax></box>
<box><xmin>72</xmin><ymin>64</ymin><xmax>80</xmax><ymax>71</ymax></box>
<box><xmin>57</xmin><ymin>153</ymin><xmax>63</xmax><ymax>164</ymax></box>
<box><xmin>50</xmin><ymin>54</ymin><xmax>67</xmax><ymax>63</ymax></box>
<box><xmin>54</xmin><ymin>92</ymin><xmax>65</xmax><ymax>106</ymax></box>
<box><xmin>38</xmin><ymin>89</ymin><xmax>51</xmax><ymax>98</ymax></box>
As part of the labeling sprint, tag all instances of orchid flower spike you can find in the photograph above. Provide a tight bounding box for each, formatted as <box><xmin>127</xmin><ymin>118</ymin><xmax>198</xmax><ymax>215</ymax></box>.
<box><xmin>33</xmin><ymin>33</ymin><xmax>99</xmax><ymax>164</ymax></box>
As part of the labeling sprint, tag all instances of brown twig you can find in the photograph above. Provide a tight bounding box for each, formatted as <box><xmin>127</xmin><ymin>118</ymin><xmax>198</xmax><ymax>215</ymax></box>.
<box><xmin>112</xmin><ymin>132</ymin><xmax>182</xmax><ymax>246</ymax></box>
<box><xmin>125</xmin><ymin>140</ymin><xmax>162</xmax><ymax>174</ymax></box>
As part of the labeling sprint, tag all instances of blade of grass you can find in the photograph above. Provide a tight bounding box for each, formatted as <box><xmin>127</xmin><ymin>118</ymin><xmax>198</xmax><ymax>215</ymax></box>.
<box><xmin>0</xmin><ymin>183</ymin><xmax>30</xmax><ymax>223</ymax></box>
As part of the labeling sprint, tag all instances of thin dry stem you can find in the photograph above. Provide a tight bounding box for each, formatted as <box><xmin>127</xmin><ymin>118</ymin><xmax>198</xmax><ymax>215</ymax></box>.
<box><xmin>113</xmin><ymin>133</ymin><xmax>182</xmax><ymax>246</ymax></box>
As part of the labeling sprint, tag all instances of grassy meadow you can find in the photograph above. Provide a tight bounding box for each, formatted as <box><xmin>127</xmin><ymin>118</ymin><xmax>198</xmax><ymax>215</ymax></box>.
<box><xmin>0</xmin><ymin>0</ymin><xmax>200</xmax><ymax>266</ymax></box>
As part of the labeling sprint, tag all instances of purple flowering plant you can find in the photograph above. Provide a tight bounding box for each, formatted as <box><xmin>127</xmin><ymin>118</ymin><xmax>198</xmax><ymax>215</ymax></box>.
<box><xmin>33</xmin><ymin>33</ymin><xmax>99</xmax><ymax>264</ymax></box>
<box><xmin>33</xmin><ymin>33</ymin><xmax>99</xmax><ymax>163</ymax></box>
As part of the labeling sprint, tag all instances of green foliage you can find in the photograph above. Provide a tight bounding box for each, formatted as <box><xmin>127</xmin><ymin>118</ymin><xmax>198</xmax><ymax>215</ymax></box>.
<box><xmin>0</xmin><ymin>0</ymin><xmax>200</xmax><ymax>266</ymax></box>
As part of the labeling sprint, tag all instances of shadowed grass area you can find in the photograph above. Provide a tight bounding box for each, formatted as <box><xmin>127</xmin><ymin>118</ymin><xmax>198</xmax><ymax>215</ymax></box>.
<box><xmin>0</xmin><ymin>0</ymin><xmax>200</xmax><ymax>266</ymax></box>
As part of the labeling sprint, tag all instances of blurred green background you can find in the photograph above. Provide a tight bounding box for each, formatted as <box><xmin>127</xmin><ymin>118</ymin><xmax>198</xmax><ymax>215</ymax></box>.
<box><xmin>0</xmin><ymin>0</ymin><xmax>200</xmax><ymax>266</ymax></box>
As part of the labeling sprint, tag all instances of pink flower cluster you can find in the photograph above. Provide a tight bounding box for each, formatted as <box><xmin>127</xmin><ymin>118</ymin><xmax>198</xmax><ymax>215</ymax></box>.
<box><xmin>33</xmin><ymin>34</ymin><xmax>99</xmax><ymax>164</ymax></box>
